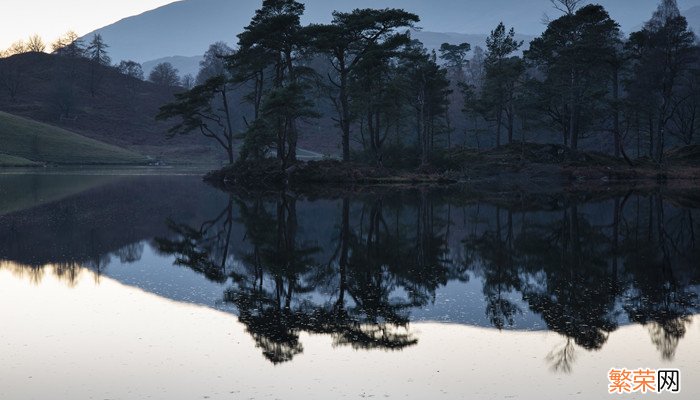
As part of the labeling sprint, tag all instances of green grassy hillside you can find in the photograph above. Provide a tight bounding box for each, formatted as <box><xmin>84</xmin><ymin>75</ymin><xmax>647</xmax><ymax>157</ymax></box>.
<box><xmin>0</xmin><ymin>111</ymin><xmax>148</xmax><ymax>165</ymax></box>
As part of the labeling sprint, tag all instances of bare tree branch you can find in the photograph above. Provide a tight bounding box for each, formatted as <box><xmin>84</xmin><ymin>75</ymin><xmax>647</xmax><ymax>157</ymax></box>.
<box><xmin>550</xmin><ymin>0</ymin><xmax>585</xmax><ymax>15</ymax></box>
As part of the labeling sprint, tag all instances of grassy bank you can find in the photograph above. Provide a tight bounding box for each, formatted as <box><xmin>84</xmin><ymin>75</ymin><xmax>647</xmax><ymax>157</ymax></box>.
<box><xmin>0</xmin><ymin>111</ymin><xmax>149</xmax><ymax>165</ymax></box>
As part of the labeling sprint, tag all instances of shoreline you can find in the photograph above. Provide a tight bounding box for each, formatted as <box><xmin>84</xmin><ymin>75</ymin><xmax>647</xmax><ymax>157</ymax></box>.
<box><xmin>205</xmin><ymin>158</ymin><xmax>700</xmax><ymax>191</ymax></box>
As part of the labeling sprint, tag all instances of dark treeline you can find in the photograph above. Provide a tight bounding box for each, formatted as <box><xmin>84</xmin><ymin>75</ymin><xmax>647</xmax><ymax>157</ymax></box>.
<box><xmin>156</xmin><ymin>0</ymin><xmax>700</xmax><ymax>169</ymax></box>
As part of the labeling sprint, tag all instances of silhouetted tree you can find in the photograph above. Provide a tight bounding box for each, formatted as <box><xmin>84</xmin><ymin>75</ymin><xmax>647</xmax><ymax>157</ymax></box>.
<box><xmin>158</xmin><ymin>75</ymin><xmax>237</xmax><ymax>163</ymax></box>
<box><xmin>85</xmin><ymin>34</ymin><xmax>111</xmax><ymax>96</ymax></box>
<box><xmin>527</xmin><ymin>5</ymin><xmax>621</xmax><ymax>149</ymax></box>
<box><xmin>550</xmin><ymin>0</ymin><xmax>584</xmax><ymax>15</ymax></box>
<box><xmin>52</xmin><ymin>31</ymin><xmax>85</xmax><ymax>58</ymax></box>
<box><xmin>181</xmin><ymin>74</ymin><xmax>195</xmax><ymax>89</ymax></box>
<box><xmin>149</xmin><ymin>62</ymin><xmax>181</xmax><ymax>87</ymax></box>
<box><xmin>482</xmin><ymin>23</ymin><xmax>524</xmax><ymax>146</ymax></box>
<box><xmin>399</xmin><ymin>41</ymin><xmax>451</xmax><ymax>165</ymax></box>
<box><xmin>26</xmin><ymin>34</ymin><xmax>46</xmax><ymax>52</ymax></box>
<box><xmin>625</xmin><ymin>0</ymin><xmax>698</xmax><ymax>162</ymax></box>
<box><xmin>308</xmin><ymin>8</ymin><xmax>420</xmax><ymax>162</ymax></box>
<box><xmin>117</xmin><ymin>60</ymin><xmax>144</xmax><ymax>80</ymax></box>
<box><xmin>117</xmin><ymin>60</ymin><xmax>144</xmax><ymax>97</ymax></box>
<box><xmin>86</xmin><ymin>34</ymin><xmax>110</xmax><ymax>66</ymax></box>
<box><xmin>196</xmin><ymin>41</ymin><xmax>234</xmax><ymax>85</ymax></box>
<box><xmin>440</xmin><ymin>42</ymin><xmax>471</xmax><ymax>147</ymax></box>
<box><xmin>235</xmin><ymin>0</ymin><xmax>310</xmax><ymax>165</ymax></box>
<box><xmin>4</xmin><ymin>40</ymin><xmax>27</xmax><ymax>55</ymax></box>
<box><xmin>347</xmin><ymin>39</ymin><xmax>404</xmax><ymax>166</ymax></box>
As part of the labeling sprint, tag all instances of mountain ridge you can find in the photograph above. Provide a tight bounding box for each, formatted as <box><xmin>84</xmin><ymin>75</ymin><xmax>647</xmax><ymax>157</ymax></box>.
<box><xmin>84</xmin><ymin>0</ymin><xmax>700</xmax><ymax>64</ymax></box>
<box><xmin>141</xmin><ymin>30</ymin><xmax>536</xmax><ymax>78</ymax></box>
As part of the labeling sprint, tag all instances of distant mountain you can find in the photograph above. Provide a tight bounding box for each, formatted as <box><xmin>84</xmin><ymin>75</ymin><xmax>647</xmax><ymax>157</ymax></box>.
<box><xmin>141</xmin><ymin>31</ymin><xmax>535</xmax><ymax>79</ymax></box>
<box><xmin>86</xmin><ymin>0</ymin><xmax>700</xmax><ymax>64</ymax></box>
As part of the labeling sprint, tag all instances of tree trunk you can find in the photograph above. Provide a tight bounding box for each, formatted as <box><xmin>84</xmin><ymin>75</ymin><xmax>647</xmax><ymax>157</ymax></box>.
<box><xmin>655</xmin><ymin>119</ymin><xmax>665</xmax><ymax>164</ymax></box>
<box><xmin>419</xmin><ymin>85</ymin><xmax>429</xmax><ymax>166</ymax></box>
<box><xmin>613</xmin><ymin>67</ymin><xmax>621</xmax><ymax>158</ymax></box>
<box><xmin>569</xmin><ymin>70</ymin><xmax>576</xmax><ymax>150</ymax></box>
<box><xmin>648</xmin><ymin>114</ymin><xmax>654</xmax><ymax>158</ymax></box>
<box><xmin>446</xmin><ymin>113</ymin><xmax>452</xmax><ymax>149</ymax></box>
<box><xmin>496</xmin><ymin>110</ymin><xmax>502</xmax><ymax>148</ymax></box>
<box><xmin>570</xmin><ymin>106</ymin><xmax>579</xmax><ymax>151</ymax></box>
<box><xmin>221</xmin><ymin>87</ymin><xmax>235</xmax><ymax>164</ymax></box>
<box><xmin>340</xmin><ymin>66</ymin><xmax>351</xmax><ymax>163</ymax></box>
<box><xmin>507</xmin><ymin>109</ymin><xmax>514</xmax><ymax>144</ymax></box>
<box><xmin>336</xmin><ymin>198</ymin><xmax>350</xmax><ymax>311</ymax></box>
<box><xmin>286</xmin><ymin>118</ymin><xmax>298</xmax><ymax>165</ymax></box>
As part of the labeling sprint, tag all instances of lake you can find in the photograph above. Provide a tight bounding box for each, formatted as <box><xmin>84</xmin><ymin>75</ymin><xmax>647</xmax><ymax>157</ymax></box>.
<box><xmin>1</xmin><ymin>171</ymin><xmax>699</xmax><ymax>399</ymax></box>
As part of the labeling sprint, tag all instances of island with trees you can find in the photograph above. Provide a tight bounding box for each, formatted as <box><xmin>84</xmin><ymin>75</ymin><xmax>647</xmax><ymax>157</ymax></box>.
<box><xmin>151</xmin><ymin>0</ymin><xmax>700</xmax><ymax>189</ymax></box>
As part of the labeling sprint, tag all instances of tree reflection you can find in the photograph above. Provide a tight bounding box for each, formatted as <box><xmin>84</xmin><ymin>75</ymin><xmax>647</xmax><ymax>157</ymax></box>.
<box><xmin>155</xmin><ymin>190</ymin><xmax>477</xmax><ymax>363</ymax></box>
<box><xmin>154</xmin><ymin>197</ymin><xmax>236</xmax><ymax>283</ymax></box>
<box><xmin>465</xmin><ymin>208</ymin><xmax>522</xmax><ymax>330</ymax></box>
<box><xmin>516</xmin><ymin>205</ymin><xmax>618</xmax><ymax>351</ymax></box>
<box><xmin>114</xmin><ymin>243</ymin><xmax>144</xmax><ymax>264</ymax></box>
<box><xmin>546</xmin><ymin>338</ymin><xmax>577</xmax><ymax>374</ymax></box>
<box><xmin>461</xmin><ymin>194</ymin><xmax>699</xmax><ymax>371</ymax></box>
<box><xmin>7</xmin><ymin>185</ymin><xmax>694</xmax><ymax>368</ymax></box>
<box><xmin>620</xmin><ymin>195</ymin><xmax>699</xmax><ymax>360</ymax></box>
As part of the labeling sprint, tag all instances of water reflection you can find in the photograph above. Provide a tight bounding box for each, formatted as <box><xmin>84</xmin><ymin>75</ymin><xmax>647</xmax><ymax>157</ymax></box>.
<box><xmin>1</xmin><ymin>175</ymin><xmax>699</xmax><ymax>369</ymax></box>
<box><xmin>149</xmin><ymin>188</ymin><xmax>700</xmax><ymax>365</ymax></box>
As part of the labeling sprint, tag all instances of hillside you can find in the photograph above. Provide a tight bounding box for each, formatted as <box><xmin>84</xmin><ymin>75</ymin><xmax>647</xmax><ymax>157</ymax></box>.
<box><xmin>0</xmin><ymin>52</ymin><xmax>340</xmax><ymax>160</ymax></box>
<box><xmin>0</xmin><ymin>111</ymin><xmax>148</xmax><ymax>165</ymax></box>
<box><xmin>0</xmin><ymin>52</ymin><xmax>222</xmax><ymax>164</ymax></box>
<box><xmin>85</xmin><ymin>0</ymin><xmax>699</xmax><ymax>64</ymax></box>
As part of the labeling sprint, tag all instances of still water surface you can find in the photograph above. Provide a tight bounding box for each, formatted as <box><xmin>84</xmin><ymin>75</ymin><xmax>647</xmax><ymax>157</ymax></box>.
<box><xmin>1</xmin><ymin>172</ymin><xmax>699</xmax><ymax>399</ymax></box>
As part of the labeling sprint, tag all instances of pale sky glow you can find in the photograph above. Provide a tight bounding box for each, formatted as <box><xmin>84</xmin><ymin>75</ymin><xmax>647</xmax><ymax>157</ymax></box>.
<box><xmin>0</xmin><ymin>0</ymin><xmax>176</xmax><ymax>49</ymax></box>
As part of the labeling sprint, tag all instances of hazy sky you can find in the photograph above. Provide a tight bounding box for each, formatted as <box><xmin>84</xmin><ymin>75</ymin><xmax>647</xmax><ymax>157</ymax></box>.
<box><xmin>0</xmin><ymin>0</ymin><xmax>173</xmax><ymax>49</ymax></box>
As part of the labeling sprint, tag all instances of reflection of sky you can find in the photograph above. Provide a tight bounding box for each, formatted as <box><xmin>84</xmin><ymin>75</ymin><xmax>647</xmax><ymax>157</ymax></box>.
<box><xmin>78</xmin><ymin>241</ymin><xmax>692</xmax><ymax>333</ymax></box>
<box><xmin>1</xmin><ymin>265</ymin><xmax>698</xmax><ymax>400</ymax></box>
<box><xmin>410</xmin><ymin>278</ymin><xmax>547</xmax><ymax>329</ymax></box>
<box><xmin>99</xmin><ymin>242</ymin><xmax>548</xmax><ymax>329</ymax></box>
<box><xmin>104</xmin><ymin>244</ymin><xmax>238</xmax><ymax>314</ymax></box>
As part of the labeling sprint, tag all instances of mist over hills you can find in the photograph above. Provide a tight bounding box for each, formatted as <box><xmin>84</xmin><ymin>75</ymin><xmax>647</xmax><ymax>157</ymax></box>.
<box><xmin>86</xmin><ymin>0</ymin><xmax>700</xmax><ymax>68</ymax></box>
<box><xmin>141</xmin><ymin>31</ymin><xmax>536</xmax><ymax>78</ymax></box>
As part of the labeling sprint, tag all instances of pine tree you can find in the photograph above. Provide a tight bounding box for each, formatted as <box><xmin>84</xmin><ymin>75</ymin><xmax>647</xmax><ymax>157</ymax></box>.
<box><xmin>236</xmin><ymin>0</ymin><xmax>309</xmax><ymax>166</ymax></box>
<box><xmin>482</xmin><ymin>23</ymin><xmax>524</xmax><ymax>146</ymax></box>
<box><xmin>87</xmin><ymin>34</ymin><xmax>111</xmax><ymax>66</ymax></box>
<box><xmin>626</xmin><ymin>0</ymin><xmax>698</xmax><ymax>162</ymax></box>
<box><xmin>307</xmin><ymin>8</ymin><xmax>419</xmax><ymax>162</ymax></box>
<box><xmin>527</xmin><ymin>5</ymin><xmax>621</xmax><ymax>150</ymax></box>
